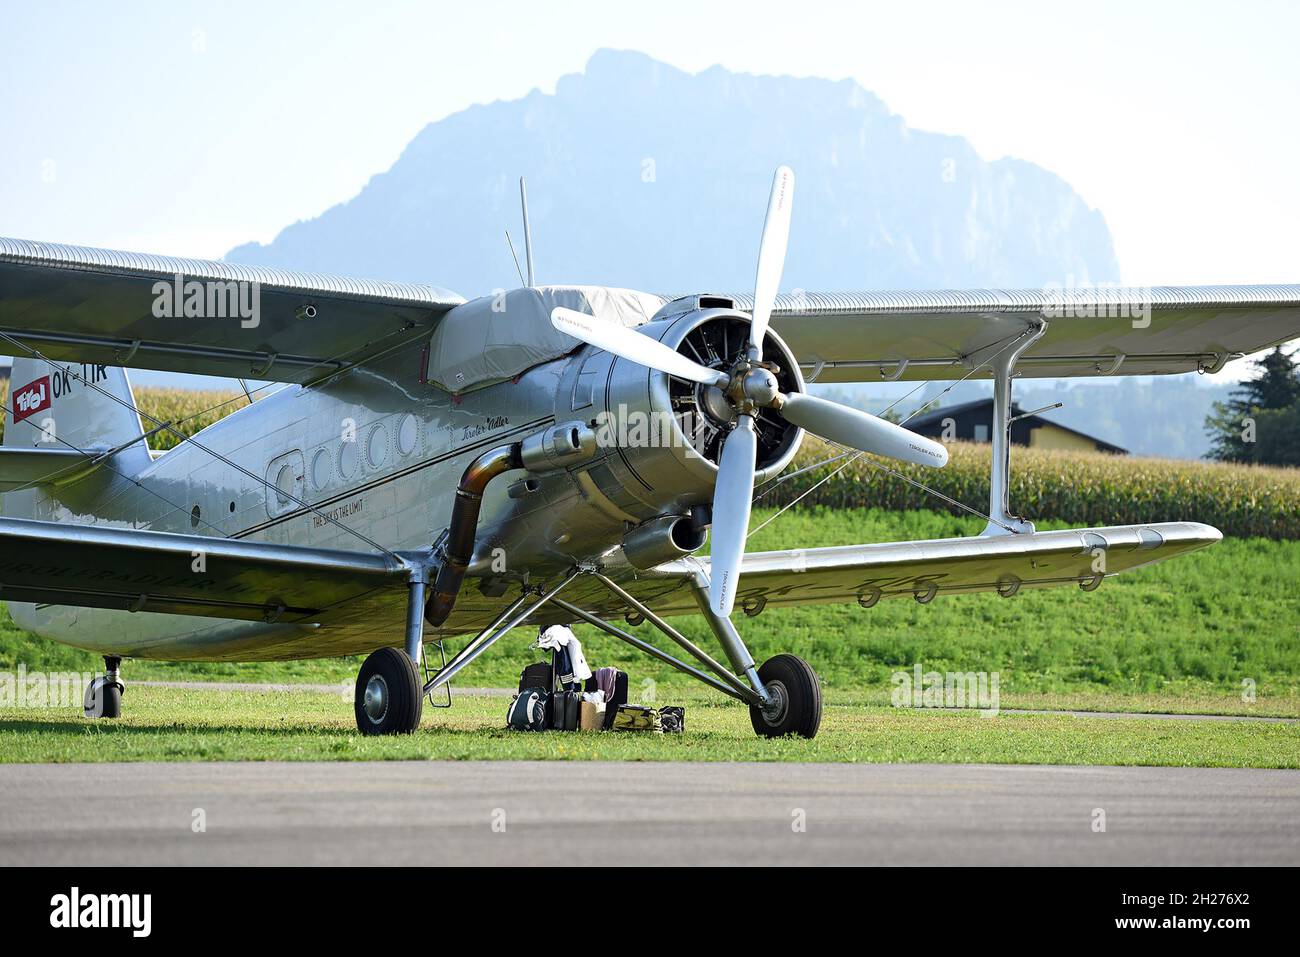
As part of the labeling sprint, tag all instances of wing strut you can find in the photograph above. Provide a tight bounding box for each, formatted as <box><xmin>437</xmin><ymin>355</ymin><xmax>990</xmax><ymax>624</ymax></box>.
<box><xmin>982</xmin><ymin>318</ymin><xmax>1048</xmax><ymax>536</ymax></box>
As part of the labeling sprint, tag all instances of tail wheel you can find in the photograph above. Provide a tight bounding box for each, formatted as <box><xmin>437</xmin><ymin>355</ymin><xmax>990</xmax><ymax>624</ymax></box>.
<box><xmin>98</xmin><ymin>683</ymin><xmax>122</xmax><ymax>719</ymax></box>
<box><xmin>83</xmin><ymin>678</ymin><xmax>123</xmax><ymax>719</ymax></box>
<box><xmin>355</xmin><ymin>647</ymin><xmax>423</xmax><ymax>735</ymax></box>
<box><xmin>750</xmin><ymin>653</ymin><xmax>822</xmax><ymax>739</ymax></box>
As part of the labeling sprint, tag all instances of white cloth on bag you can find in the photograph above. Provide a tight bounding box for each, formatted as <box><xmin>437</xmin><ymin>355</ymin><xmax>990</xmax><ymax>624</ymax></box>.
<box><xmin>536</xmin><ymin>624</ymin><xmax>593</xmax><ymax>682</ymax></box>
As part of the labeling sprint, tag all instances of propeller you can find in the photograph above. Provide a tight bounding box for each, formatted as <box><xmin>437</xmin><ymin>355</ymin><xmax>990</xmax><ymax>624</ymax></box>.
<box><xmin>779</xmin><ymin>393</ymin><xmax>948</xmax><ymax>468</ymax></box>
<box><xmin>748</xmin><ymin>165</ymin><xmax>794</xmax><ymax>362</ymax></box>
<box><xmin>708</xmin><ymin>415</ymin><xmax>757</xmax><ymax>618</ymax></box>
<box><xmin>550</xmin><ymin>165</ymin><xmax>948</xmax><ymax>616</ymax></box>
<box><xmin>551</xmin><ymin>306</ymin><xmax>727</xmax><ymax>387</ymax></box>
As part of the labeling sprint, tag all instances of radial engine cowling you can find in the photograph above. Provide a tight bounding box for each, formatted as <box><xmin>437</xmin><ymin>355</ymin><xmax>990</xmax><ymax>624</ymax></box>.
<box><xmin>561</xmin><ymin>306</ymin><xmax>805</xmax><ymax>521</ymax></box>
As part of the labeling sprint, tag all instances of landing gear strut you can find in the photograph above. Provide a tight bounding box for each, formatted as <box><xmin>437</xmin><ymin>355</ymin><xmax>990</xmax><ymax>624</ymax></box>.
<box><xmin>354</xmin><ymin>577</ymin><xmax>427</xmax><ymax>735</ymax></box>
<box><xmin>364</xmin><ymin>561</ymin><xmax>825</xmax><ymax>739</ymax></box>
<box><xmin>84</xmin><ymin>656</ymin><xmax>123</xmax><ymax>719</ymax></box>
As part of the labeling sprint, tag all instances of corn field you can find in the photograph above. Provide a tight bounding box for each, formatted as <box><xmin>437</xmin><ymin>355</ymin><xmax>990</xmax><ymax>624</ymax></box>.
<box><xmin>130</xmin><ymin>388</ymin><xmax>249</xmax><ymax>451</ymax></box>
<box><xmin>765</xmin><ymin>436</ymin><xmax>1300</xmax><ymax>540</ymax></box>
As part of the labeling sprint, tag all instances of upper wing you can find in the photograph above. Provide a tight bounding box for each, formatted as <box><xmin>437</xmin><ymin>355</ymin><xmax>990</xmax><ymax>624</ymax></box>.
<box><xmin>0</xmin><ymin>515</ymin><xmax>409</xmax><ymax>621</ymax></box>
<box><xmin>0</xmin><ymin>237</ymin><xmax>463</xmax><ymax>383</ymax></box>
<box><xmin>703</xmin><ymin>286</ymin><xmax>1300</xmax><ymax>381</ymax></box>
<box><xmin>611</xmin><ymin>521</ymin><xmax>1221</xmax><ymax>617</ymax></box>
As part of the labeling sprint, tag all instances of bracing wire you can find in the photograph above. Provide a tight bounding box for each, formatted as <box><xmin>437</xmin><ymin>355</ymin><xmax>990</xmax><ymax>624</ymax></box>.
<box><xmin>747</xmin><ymin>329</ymin><xmax>1038</xmax><ymax>539</ymax></box>
<box><xmin>0</xmin><ymin>331</ymin><xmax>403</xmax><ymax>559</ymax></box>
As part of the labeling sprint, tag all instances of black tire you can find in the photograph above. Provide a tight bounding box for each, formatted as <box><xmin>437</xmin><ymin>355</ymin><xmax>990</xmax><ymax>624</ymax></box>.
<box><xmin>100</xmin><ymin>683</ymin><xmax>122</xmax><ymax>719</ymax></box>
<box><xmin>749</xmin><ymin>653</ymin><xmax>822</xmax><ymax>739</ymax></box>
<box><xmin>355</xmin><ymin>647</ymin><xmax>423</xmax><ymax>735</ymax></box>
<box><xmin>84</xmin><ymin>678</ymin><xmax>122</xmax><ymax>719</ymax></box>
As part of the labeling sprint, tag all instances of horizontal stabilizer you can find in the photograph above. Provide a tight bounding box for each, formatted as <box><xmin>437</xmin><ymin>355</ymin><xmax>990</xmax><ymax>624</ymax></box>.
<box><xmin>0</xmin><ymin>447</ymin><xmax>99</xmax><ymax>492</ymax></box>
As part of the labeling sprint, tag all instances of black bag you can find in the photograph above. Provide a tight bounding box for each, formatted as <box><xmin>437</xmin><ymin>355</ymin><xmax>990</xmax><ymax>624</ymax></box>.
<box><xmin>519</xmin><ymin>660</ymin><xmax>553</xmax><ymax>692</ymax></box>
<box><xmin>659</xmin><ymin>706</ymin><xmax>685</xmax><ymax>733</ymax></box>
<box><xmin>550</xmin><ymin>689</ymin><xmax>581</xmax><ymax>731</ymax></box>
<box><xmin>585</xmin><ymin>669</ymin><xmax>629</xmax><ymax>730</ymax></box>
<box><xmin>508</xmin><ymin>687</ymin><xmax>550</xmax><ymax>731</ymax></box>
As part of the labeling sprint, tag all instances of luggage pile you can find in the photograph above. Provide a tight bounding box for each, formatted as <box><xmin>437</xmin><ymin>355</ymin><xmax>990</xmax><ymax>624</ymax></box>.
<box><xmin>507</xmin><ymin>625</ymin><xmax>684</xmax><ymax>734</ymax></box>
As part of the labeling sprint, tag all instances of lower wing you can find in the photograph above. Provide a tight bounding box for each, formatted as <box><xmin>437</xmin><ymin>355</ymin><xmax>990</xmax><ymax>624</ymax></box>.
<box><xmin>0</xmin><ymin>516</ymin><xmax>409</xmax><ymax>621</ymax></box>
<box><xmin>607</xmin><ymin>521</ymin><xmax>1220</xmax><ymax>617</ymax></box>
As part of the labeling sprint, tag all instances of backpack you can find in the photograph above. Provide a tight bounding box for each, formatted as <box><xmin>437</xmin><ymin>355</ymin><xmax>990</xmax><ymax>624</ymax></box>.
<box><xmin>659</xmin><ymin>706</ymin><xmax>685</xmax><ymax>733</ymax></box>
<box><xmin>507</xmin><ymin>687</ymin><xmax>550</xmax><ymax>731</ymax></box>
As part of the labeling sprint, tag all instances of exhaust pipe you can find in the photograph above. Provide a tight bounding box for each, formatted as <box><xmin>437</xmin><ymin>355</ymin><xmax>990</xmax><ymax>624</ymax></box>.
<box><xmin>425</xmin><ymin>443</ymin><xmax>522</xmax><ymax>627</ymax></box>
<box><xmin>621</xmin><ymin>513</ymin><xmax>708</xmax><ymax>570</ymax></box>
<box><xmin>425</xmin><ymin>421</ymin><xmax>597</xmax><ymax>628</ymax></box>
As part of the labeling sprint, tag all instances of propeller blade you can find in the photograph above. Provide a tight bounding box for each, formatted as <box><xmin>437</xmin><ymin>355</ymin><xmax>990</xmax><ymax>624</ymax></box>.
<box><xmin>749</xmin><ymin>165</ymin><xmax>795</xmax><ymax>360</ymax></box>
<box><xmin>708</xmin><ymin>415</ymin><xmax>758</xmax><ymax>618</ymax></box>
<box><xmin>780</xmin><ymin>393</ymin><xmax>949</xmax><ymax>468</ymax></box>
<box><xmin>551</xmin><ymin>307</ymin><xmax>727</xmax><ymax>386</ymax></box>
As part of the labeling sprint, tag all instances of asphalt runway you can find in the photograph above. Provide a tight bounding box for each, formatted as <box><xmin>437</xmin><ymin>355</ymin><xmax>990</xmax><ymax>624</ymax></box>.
<box><xmin>1</xmin><ymin>761</ymin><xmax>1296</xmax><ymax>865</ymax></box>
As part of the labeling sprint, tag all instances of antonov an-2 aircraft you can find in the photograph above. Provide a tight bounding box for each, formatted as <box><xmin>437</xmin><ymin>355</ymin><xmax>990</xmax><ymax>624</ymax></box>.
<box><xmin>2</xmin><ymin>167</ymin><xmax>1298</xmax><ymax>738</ymax></box>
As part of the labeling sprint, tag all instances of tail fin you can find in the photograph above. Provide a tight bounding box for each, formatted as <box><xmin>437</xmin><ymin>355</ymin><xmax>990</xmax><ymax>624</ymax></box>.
<box><xmin>3</xmin><ymin>359</ymin><xmax>151</xmax><ymax>516</ymax></box>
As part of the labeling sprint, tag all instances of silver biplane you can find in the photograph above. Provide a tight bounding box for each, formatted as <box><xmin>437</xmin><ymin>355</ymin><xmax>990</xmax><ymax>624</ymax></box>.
<box><xmin>2</xmin><ymin>168</ymin><xmax>1297</xmax><ymax>737</ymax></box>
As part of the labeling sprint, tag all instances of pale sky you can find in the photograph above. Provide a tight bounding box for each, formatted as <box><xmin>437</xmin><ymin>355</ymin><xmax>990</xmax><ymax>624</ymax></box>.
<box><xmin>1</xmin><ymin>0</ymin><xmax>1297</xmax><ymax>385</ymax></box>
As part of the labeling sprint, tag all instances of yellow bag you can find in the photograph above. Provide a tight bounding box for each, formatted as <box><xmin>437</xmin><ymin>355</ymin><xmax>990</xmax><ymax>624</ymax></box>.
<box><xmin>611</xmin><ymin>704</ymin><xmax>662</xmax><ymax>733</ymax></box>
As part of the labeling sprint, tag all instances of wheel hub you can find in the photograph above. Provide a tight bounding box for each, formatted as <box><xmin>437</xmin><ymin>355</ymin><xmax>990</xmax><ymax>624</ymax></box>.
<box><xmin>759</xmin><ymin>679</ymin><xmax>789</xmax><ymax>725</ymax></box>
<box><xmin>363</xmin><ymin>675</ymin><xmax>389</xmax><ymax>723</ymax></box>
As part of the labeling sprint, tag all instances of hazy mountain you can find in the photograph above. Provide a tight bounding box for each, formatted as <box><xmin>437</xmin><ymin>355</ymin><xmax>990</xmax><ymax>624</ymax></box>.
<box><xmin>227</xmin><ymin>49</ymin><xmax>1247</xmax><ymax>455</ymax></box>
<box><xmin>226</xmin><ymin>49</ymin><xmax>1119</xmax><ymax>297</ymax></box>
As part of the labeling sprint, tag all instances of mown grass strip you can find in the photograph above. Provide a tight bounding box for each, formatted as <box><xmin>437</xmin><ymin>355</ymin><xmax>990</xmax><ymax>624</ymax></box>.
<box><xmin>1</xmin><ymin>687</ymin><xmax>1295</xmax><ymax>767</ymax></box>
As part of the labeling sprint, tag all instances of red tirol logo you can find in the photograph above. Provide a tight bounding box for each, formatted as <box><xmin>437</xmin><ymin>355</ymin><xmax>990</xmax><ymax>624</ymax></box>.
<box><xmin>11</xmin><ymin>376</ymin><xmax>52</xmax><ymax>423</ymax></box>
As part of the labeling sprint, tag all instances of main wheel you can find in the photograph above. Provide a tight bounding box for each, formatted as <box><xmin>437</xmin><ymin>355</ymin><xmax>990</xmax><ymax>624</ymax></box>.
<box><xmin>355</xmin><ymin>647</ymin><xmax>423</xmax><ymax>735</ymax></box>
<box><xmin>749</xmin><ymin>653</ymin><xmax>822</xmax><ymax>739</ymax></box>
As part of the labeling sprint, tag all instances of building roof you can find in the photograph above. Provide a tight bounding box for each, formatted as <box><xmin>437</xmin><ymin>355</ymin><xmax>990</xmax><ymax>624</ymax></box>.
<box><xmin>906</xmin><ymin>398</ymin><xmax>1128</xmax><ymax>454</ymax></box>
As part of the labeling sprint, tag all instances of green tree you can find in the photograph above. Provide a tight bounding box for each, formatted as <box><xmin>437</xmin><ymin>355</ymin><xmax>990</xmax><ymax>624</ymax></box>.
<box><xmin>1205</xmin><ymin>347</ymin><xmax>1300</xmax><ymax>464</ymax></box>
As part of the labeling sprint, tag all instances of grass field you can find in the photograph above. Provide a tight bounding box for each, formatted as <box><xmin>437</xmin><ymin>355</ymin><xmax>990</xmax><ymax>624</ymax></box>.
<box><xmin>1</xmin><ymin>686</ymin><xmax>1295</xmax><ymax>767</ymax></box>
<box><xmin>2</xmin><ymin>504</ymin><xmax>1297</xmax><ymax>760</ymax></box>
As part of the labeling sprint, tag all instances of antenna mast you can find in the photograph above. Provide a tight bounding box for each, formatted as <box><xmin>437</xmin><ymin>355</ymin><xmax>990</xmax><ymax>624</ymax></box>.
<box><xmin>519</xmin><ymin>176</ymin><xmax>535</xmax><ymax>287</ymax></box>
